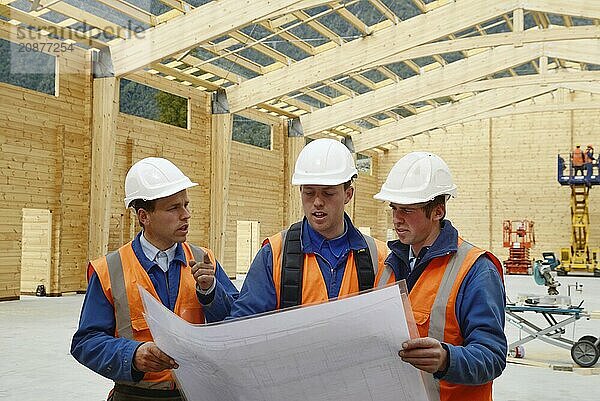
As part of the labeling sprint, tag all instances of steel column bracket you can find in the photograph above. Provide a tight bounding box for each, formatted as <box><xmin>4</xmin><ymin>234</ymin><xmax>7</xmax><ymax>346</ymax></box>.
<box><xmin>342</xmin><ymin>136</ymin><xmax>355</xmax><ymax>153</ymax></box>
<box><xmin>92</xmin><ymin>47</ymin><xmax>115</xmax><ymax>78</ymax></box>
<box><xmin>288</xmin><ymin>118</ymin><xmax>304</xmax><ymax>137</ymax></box>
<box><xmin>212</xmin><ymin>89</ymin><xmax>230</xmax><ymax>114</ymax></box>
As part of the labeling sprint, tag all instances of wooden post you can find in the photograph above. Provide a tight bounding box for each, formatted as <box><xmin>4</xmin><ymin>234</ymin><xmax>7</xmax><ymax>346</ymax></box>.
<box><xmin>52</xmin><ymin>125</ymin><xmax>65</xmax><ymax>294</ymax></box>
<box><xmin>284</xmin><ymin>134</ymin><xmax>305</xmax><ymax>227</ymax></box>
<box><xmin>513</xmin><ymin>8</ymin><xmax>524</xmax><ymax>47</ymax></box>
<box><xmin>210</xmin><ymin>112</ymin><xmax>232</xmax><ymax>264</ymax></box>
<box><xmin>88</xmin><ymin>77</ymin><xmax>118</xmax><ymax>261</ymax></box>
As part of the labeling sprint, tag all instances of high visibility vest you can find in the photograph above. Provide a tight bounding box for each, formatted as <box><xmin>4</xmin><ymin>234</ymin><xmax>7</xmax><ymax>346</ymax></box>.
<box><xmin>90</xmin><ymin>241</ymin><xmax>212</xmax><ymax>390</ymax></box>
<box><xmin>267</xmin><ymin>227</ymin><xmax>394</xmax><ymax>309</ymax></box>
<box><xmin>585</xmin><ymin>149</ymin><xmax>594</xmax><ymax>164</ymax></box>
<box><xmin>409</xmin><ymin>238</ymin><xmax>503</xmax><ymax>401</ymax></box>
<box><xmin>572</xmin><ymin>148</ymin><xmax>584</xmax><ymax>166</ymax></box>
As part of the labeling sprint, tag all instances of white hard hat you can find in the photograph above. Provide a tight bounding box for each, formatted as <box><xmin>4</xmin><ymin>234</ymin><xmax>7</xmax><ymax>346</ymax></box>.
<box><xmin>374</xmin><ymin>152</ymin><xmax>457</xmax><ymax>204</ymax></box>
<box><xmin>292</xmin><ymin>138</ymin><xmax>358</xmax><ymax>185</ymax></box>
<box><xmin>124</xmin><ymin>157</ymin><xmax>198</xmax><ymax>208</ymax></box>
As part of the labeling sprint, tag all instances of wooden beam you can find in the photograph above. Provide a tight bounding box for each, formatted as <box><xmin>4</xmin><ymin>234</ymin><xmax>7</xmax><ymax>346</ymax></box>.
<box><xmin>150</xmin><ymin>63</ymin><xmax>220</xmax><ymax>91</ymax></box>
<box><xmin>559</xmin><ymin>82</ymin><xmax>600</xmax><ymax>95</ymax></box>
<box><xmin>336</xmin><ymin>7</ymin><xmax>371</xmax><ymax>35</ymax></box>
<box><xmin>544</xmin><ymin>39</ymin><xmax>600</xmax><ymax>65</ymax></box>
<box><xmin>301</xmin><ymin>43</ymin><xmax>544</xmax><ymax>136</ymax></box>
<box><xmin>417</xmin><ymin>70</ymin><xmax>600</xmax><ymax>100</ymax></box>
<box><xmin>210</xmin><ymin>113</ymin><xmax>232</xmax><ymax>263</ymax></box>
<box><xmin>89</xmin><ymin>78</ymin><xmax>118</xmax><ymax>260</ymax></box>
<box><xmin>258</xmin><ymin>21</ymin><xmax>316</xmax><ymax>56</ymax></box>
<box><xmin>110</xmin><ymin>0</ymin><xmax>332</xmax><ymax>77</ymax></box>
<box><xmin>126</xmin><ymin>70</ymin><xmax>207</xmax><ymax>99</ymax></box>
<box><xmin>352</xmin><ymin>84</ymin><xmax>557</xmax><ymax>152</ymax></box>
<box><xmin>522</xmin><ymin>0</ymin><xmax>600</xmax><ymax>19</ymax></box>
<box><xmin>360</xmin><ymin>26</ymin><xmax>600</xmax><ymax>71</ymax></box>
<box><xmin>369</xmin><ymin>0</ymin><xmax>399</xmax><ymax>24</ymax></box>
<box><xmin>226</xmin><ymin>0</ymin><xmax>520</xmax><ymax>113</ymax></box>
<box><xmin>458</xmin><ymin>89</ymin><xmax>600</xmax><ymax>122</ymax></box>
<box><xmin>284</xmin><ymin>135</ymin><xmax>305</xmax><ymax>226</ymax></box>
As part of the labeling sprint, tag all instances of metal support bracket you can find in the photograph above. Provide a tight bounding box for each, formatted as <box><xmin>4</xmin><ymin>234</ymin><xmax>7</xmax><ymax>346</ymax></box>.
<box><xmin>212</xmin><ymin>89</ymin><xmax>230</xmax><ymax>114</ymax></box>
<box><xmin>92</xmin><ymin>47</ymin><xmax>115</xmax><ymax>78</ymax></box>
<box><xmin>288</xmin><ymin>118</ymin><xmax>304</xmax><ymax>137</ymax></box>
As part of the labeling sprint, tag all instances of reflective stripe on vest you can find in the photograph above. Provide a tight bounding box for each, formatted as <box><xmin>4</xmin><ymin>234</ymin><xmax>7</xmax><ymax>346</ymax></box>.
<box><xmin>99</xmin><ymin>242</ymin><xmax>209</xmax><ymax>390</ymax></box>
<box><xmin>410</xmin><ymin>238</ymin><xmax>502</xmax><ymax>401</ymax></box>
<box><xmin>106</xmin><ymin>250</ymin><xmax>133</xmax><ymax>340</ymax></box>
<box><xmin>422</xmin><ymin>240</ymin><xmax>473</xmax><ymax>400</ymax></box>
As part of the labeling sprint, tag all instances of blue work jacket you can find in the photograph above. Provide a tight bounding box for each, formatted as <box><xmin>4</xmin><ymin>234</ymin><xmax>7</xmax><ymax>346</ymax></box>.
<box><xmin>228</xmin><ymin>213</ymin><xmax>376</xmax><ymax>319</ymax></box>
<box><xmin>70</xmin><ymin>232</ymin><xmax>238</xmax><ymax>382</ymax></box>
<box><xmin>386</xmin><ymin>220</ymin><xmax>507</xmax><ymax>385</ymax></box>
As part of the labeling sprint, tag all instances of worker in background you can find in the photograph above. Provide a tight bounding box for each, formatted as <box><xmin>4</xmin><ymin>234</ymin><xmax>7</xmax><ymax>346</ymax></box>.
<box><xmin>374</xmin><ymin>152</ymin><xmax>506</xmax><ymax>401</ymax></box>
<box><xmin>225</xmin><ymin>138</ymin><xmax>397</xmax><ymax>318</ymax></box>
<box><xmin>71</xmin><ymin>157</ymin><xmax>238</xmax><ymax>401</ymax></box>
<box><xmin>572</xmin><ymin>145</ymin><xmax>585</xmax><ymax>176</ymax></box>
<box><xmin>584</xmin><ymin>144</ymin><xmax>595</xmax><ymax>184</ymax></box>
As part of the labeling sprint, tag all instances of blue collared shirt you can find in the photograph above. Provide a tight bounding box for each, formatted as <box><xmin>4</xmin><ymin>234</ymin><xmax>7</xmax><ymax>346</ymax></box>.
<box><xmin>227</xmin><ymin>213</ymin><xmax>375</xmax><ymax>319</ymax></box>
<box><xmin>70</xmin><ymin>232</ymin><xmax>238</xmax><ymax>382</ymax></box>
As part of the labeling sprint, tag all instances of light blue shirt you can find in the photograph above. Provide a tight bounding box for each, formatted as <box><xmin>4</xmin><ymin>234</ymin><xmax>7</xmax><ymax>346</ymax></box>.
<box><xmin>139</xmin><ymin>232</ymin><xmax>176</xmax><ymax>272</ymax></box>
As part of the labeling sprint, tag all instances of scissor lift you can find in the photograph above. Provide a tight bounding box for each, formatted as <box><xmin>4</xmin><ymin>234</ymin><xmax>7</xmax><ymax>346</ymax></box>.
<box><xmin>503</xmin><ymin>220</ymin><xmax>535</xmax><ymax>275</ymax></box>
<box><xmin>556</xmin><ymin>155</ymin><xmax>600</xmax><ymax>276</ymax></box>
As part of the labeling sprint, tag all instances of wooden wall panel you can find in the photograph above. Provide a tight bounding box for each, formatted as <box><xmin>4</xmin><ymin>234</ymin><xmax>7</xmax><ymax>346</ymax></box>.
<box><xmin>225</xmin><ymin>120</ymin><xmax>285</xmax><ymax>276</ymax></box>
<box><xmin>20</xmin><ymin>209</ymin><xmax>51</xmax><ymax>294</ymax></box>
<box><xmin>0</xmin><ymin>43</ymin><xmax>91</xmax><ymax>298</ymax></box>
<box><xmin>353</xmin><ymin>167</ymin><xmax>385</xmax><ymax>241</ymax></box>
<box><xmin>111</xmin><ymin>93</ymin><xmax>213</xmax><ymax>256</ymax></box>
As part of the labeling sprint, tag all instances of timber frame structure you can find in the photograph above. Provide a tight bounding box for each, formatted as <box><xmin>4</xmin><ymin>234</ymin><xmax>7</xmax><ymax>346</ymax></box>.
<box><xmin>1</xmin><ymin>0</ymin><xmax>600</xmax><ymax>299</ymax></box>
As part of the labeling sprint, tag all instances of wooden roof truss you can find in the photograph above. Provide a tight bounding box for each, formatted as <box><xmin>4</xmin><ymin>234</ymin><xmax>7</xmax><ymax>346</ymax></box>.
<box><xmin>1</xmin><ymin>0</ymin><xmax>599</xmax><ymax>151</ymax></box>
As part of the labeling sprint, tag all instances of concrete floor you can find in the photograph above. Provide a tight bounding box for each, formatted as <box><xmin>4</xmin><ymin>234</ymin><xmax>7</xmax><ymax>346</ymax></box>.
<box><xmin>1</xmin><ymin>275</ymin><xmax>599</xmax><ymax>401</ymax></box>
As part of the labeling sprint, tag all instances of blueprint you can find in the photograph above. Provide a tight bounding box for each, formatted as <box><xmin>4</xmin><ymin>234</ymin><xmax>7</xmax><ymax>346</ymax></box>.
<box><xmin>140</xmin><ymin>284</ymin><xmax>429</xmax><ymax>401</ymax></box>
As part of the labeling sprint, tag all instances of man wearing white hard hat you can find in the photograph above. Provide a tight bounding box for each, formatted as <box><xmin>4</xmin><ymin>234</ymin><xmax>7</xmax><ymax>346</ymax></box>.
<box><xmin>375</xmin><ymin>152</ymin><xmax>506</xmax><ymax>401</ymax></box>
<box><xmin>71</xmin><ymin>157</ymin><xmax>238</xmax><ymax>401</ymax></box>
<box><xmin>228</xmin><ymin>138</ymin><xmax>397</xmax><ymax>317</ymax></box>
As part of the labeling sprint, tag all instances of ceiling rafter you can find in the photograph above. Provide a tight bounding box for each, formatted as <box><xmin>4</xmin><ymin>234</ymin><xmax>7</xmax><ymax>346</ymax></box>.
<box><xmin>352</xmin><ymin>84</ymin><xmax>559</xmax><ymax>151</ymax></box>
<box><xmin>109</xmin><ymin>0</ymin><xmax>337</xmax><ymax>77</ymax></box>
<box><xmin>300</xmin><ymin>42</ymin><xmax>544</xmax><ymax>136</ymax></box>
<box><xmin>225</xmin><ymin>0</ymin><xmax>521</xmax><ymax>113</ymax></box>
<box><xmin>359</xmin><ymin>25</ymin><xmax>600</xmax><ymax>71</ymax></box>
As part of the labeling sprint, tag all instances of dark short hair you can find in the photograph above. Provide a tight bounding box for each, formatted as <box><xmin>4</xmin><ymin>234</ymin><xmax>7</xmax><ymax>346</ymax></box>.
<box><xmin>129</xmin><ymin>199</ymin><xmax>156</xmax><ymax>228</ymax></box>
<box><xmin>130</xmin><ymin>198</ymin><xmax>156</xmax><ymax>213</ymax></box>
<box><xmin>422</xmin><ymin>195</ymin><xmax>447</xmax><ymax>219</ymax></box>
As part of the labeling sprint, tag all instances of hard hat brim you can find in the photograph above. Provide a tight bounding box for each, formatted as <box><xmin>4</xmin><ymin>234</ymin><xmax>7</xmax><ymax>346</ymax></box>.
<box><xmin>124</xmin><ymin>180</ymin><xmax>198</xmax><ymax>208</ymax></box>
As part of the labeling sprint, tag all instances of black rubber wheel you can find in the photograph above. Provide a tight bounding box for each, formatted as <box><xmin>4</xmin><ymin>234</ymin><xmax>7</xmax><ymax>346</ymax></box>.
<box><xmin>578</xmin><ymin>335</ymin><xmax>598</xmax><ymax>344</ymax></box>
<box><xmin>571</xmin><ymin>339</ymin><xmax>600</xmax><ymax>367</ymax></box>
<box><xmin>556</xmin><ymin>269</ymin><xmax>567</xmax><ymax>276</ymax></box>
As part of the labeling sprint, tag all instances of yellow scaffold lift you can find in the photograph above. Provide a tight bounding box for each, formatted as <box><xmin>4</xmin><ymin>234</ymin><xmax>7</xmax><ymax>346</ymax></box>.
<box><xmin>556</xmin><ymin>151</ymin><xmax>600</xmax><ymax>276</ymax></box>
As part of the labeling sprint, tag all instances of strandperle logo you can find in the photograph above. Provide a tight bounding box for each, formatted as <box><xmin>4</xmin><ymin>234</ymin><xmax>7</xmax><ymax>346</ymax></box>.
<box><xmin>11</xmin><ymin>1</ymin><xmax>147</xmax><ymax>46</ymax></box>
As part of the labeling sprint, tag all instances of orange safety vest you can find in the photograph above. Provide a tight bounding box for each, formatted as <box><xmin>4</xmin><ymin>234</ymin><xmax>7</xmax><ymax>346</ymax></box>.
<box><xmin>572</xmin><ymin>148</ymin><xmax>584</xmax><ymax>166</ymax></box>
<box><xmin>267</xmin><ymin>230</ymin><xmax>394</xmax><ymax>309</ymax></box>
<box><xmin>90</xmin><ymin>241</ymin><xmax>213</xmax><ymax>390</ymax></box>
<box><xmin>585</xmin><ymin>148</ymin><xmax>594</xmax><ymax>164</ymax></box>
<box><xmin>409</xmin><ymin>238</ymin><xmax>503</xmax><ymax>401</ymax></box>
